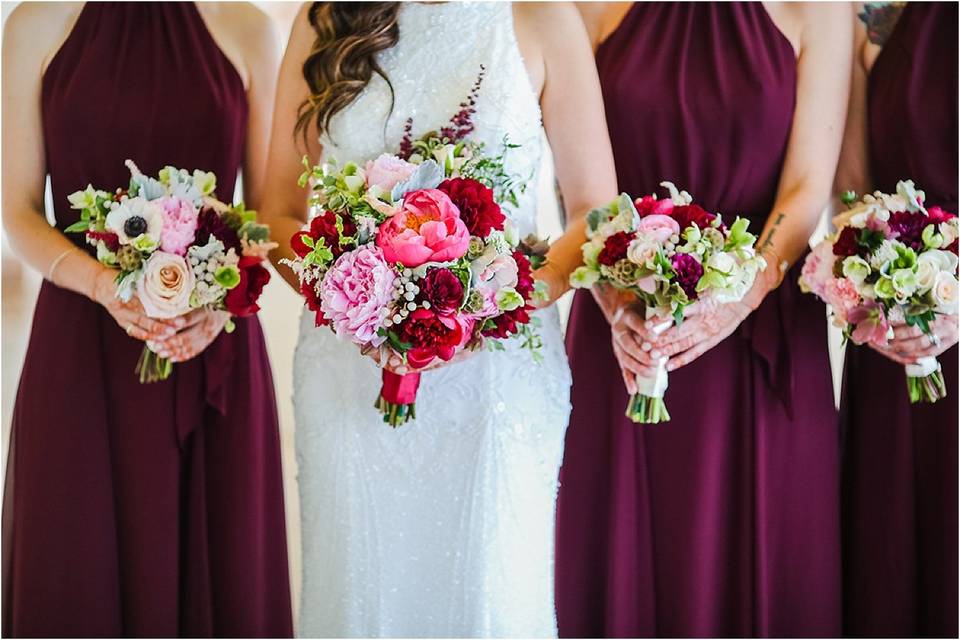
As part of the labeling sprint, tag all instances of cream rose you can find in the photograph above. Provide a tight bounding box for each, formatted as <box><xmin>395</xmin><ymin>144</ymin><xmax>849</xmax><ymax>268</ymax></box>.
<box><xmin>932</xmin><ymin>271</ymin><xmax>959</xmax><ymax>315</ymax></box>
<box><xmin>137</xmin><ymin>251</ymin><xmax>195</xmax><ymax>318</ymax></box>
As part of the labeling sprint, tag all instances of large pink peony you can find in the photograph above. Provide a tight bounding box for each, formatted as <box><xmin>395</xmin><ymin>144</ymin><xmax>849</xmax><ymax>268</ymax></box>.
<box><xmin>376</xmin><ymin>189</ymin><xmax>470</xmax><ymax>267</ymax></box>
<box><xmin>320</xmin><ymin>245</ymin><xmax>396</xmax><ymax>346</ymax></box>
<box><xmin>365</xmin><ymin>153</ymin><xmax>417</xmax><ymax>191</ymax></box>
<box><xmin>158</xmin><ymin>196</ymin><xmax>199</xmax><ymax>255</ymax></box>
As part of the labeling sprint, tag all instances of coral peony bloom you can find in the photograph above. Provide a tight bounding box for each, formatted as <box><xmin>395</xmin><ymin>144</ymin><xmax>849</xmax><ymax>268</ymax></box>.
<box><xmin>365</xmin><ymin>153</ymin><xmax>417</xmax><ymax>191</ymax></box>
<box><xmin>320</xmin><ymin>246</ymin><xmax>396</xmax><ymax>346</ymax></box>
<box><xmin>376</xmin><ymin>189</ymin><xmax>470</xmax><ymax>267</ymax></box>
<box><xmin>158</xmin><ymin>196</ymin><xmax>199</xmax><ymax>256</ymax></box>
<box><xmin>138</xmin><ymin>251</ymin><xmax>195</xmax><ymax>318</ymax></box>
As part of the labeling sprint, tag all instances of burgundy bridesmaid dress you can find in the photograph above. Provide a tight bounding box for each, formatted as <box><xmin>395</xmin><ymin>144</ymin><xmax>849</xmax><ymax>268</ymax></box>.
<box><xmin>841</xmin><ymin>4</ymin><xmax>958</xmax><ymax>637</ymax></box>
<box><xmin>2</xmin><ymin>4</ymin><xmax>293</xmax><ymax>637</ymax></box>
<box><xmin>556</xmin><ymin>4</ymin><xmax>841</xmax><ymax>636</ymax></box>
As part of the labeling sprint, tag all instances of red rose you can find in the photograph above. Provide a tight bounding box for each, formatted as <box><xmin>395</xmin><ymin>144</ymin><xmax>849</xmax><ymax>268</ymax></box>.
<box><xmin>597</xmin><ymin>231</ymin><xmax>635</xmax><ymax>266</ymax></box>
<box><xmin>832</xmin><ymin>225</ymin><xmax>861</xmax><ymax>257</ymax></box>
<box><xmin>397</xmin><ymin>308</ymin><xmax>465</xmax><ymax>369</ymax></box>
<box><xmin>225</xmin><ymin>256</ymin><xmax>271</xmax><ymax>317</ymax></box>
<box><xmin>291</xmin><ymin>210</ymin><xmax>357</xmax><ymax>259</ymax></box>
<box><xmin>670</xmin><ymin>204</ymin><xmax>719</xmax><ymax>230</ymax></box>
<box><xmin>438</xmin><ymin>177</ymin><xmax>505</xmax><ymax>238</ymax></box>
<box><xmin>300</xmin><ymin>278</ymin><xmax>328</xmax><ymax>327</ymax></box>
<box><xmin>420</xmin><ymin>268</ymin><xmax>464</xmax><ymax>316</ymax></box>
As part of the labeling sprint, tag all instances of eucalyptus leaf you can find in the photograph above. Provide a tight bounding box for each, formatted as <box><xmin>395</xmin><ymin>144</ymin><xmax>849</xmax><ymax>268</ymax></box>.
<box><xmin>391</xmin><ymin>160</ymin><xmax>443</xmax><ymax>201</ymax></box>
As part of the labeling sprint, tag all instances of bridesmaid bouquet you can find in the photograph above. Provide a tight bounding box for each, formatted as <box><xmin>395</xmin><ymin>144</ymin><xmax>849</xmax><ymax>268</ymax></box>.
<box><xmin>570</xmin><ymin>183</ymin><xmax>766</xmax><ymax>423</ymax></box>
<box><xmin>800</xmin><ymin>180</ymin><xmax>958</xmax><ymax>403</ymax></box>
<box><xmin>285</xmin><ymin>122</ymin><xmax>546</xmax><ymax>427</ymax></box>
<box><xmin>66</xmin><ymin>160</ymin><xmax>275</xmax><ymax>382</ymax></box>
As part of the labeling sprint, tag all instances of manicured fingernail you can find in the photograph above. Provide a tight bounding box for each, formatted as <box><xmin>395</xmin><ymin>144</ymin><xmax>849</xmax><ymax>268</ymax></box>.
<box><xmin>641</xmin><ymin>342</ymin><xmax>652</xmax><ymax>351</ymax></box>
<box><xmin>651</xmin><ymin>349</ymin><xmax>661</xmax><ymax>358</ymax></box>
<box><xmin>644</xmin><ymin>320</ymin><xmax>653</xmax><ymax>329</ymax></box>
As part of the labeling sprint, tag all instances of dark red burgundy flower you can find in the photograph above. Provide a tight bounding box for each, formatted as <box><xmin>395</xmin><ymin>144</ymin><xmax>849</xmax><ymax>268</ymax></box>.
<box><xmin>670</xmin><ymin>204</ymin><xmax>719</xmax><ymax>231</ymax></box>
<box><xmin>300</xmin><ymin>278</ymin><xmax>328</xmax><ymax>327</ymax></box>
<box><xmin>87</xmin><ymin>230</ymin><xmax>120</xmax><ymax>252</ymax></box>
<box><xmin>398</xmin><ymin>308</ymin><xmax>464</xmax><ymax>369</ymax></box>
<box><xmin>832</xmin><ymin>225</ymin><xmax>862</xmax><ymax>257</ymax></box>
<box><xmin>671</xmin><ymin>253</ymin><xmax>704</xmax><ymax>300</ymax></box>
<box><xmin>597</xmin><ymin>231</ymin><xmax>635</xmax><ymax>267</ymax></box>
<box><xmin>438</xmin><ymin>177</ymin><xmax>505</xmax><ymax>238</ymax></box>
<box><xmin>420</xmin><ymin>268</ymin><xmax>464</xmax><ymax>316</ymax></box>
<box><xmin>482</xmin><ymin>251</ymin><xmax>535</xmax><ymax>340</ymax></box>
<box><xmin>291</xmin><ymin>210</ymin><xmax>357</xmax><ymax>259</ymax></box>
<box><xmin>225</xmin><ymin>256</ymin><xmax>270</xmax><ymax>317</ymax></box>
<box><xmin>887</xmin><ymin>211</ymin><xmax>926</xmax><ymax>251</ymax></box>
<box><xmin>196</xmin><ymin>208</ymin><xmax>241</xmax><ymax>253</ymax></box>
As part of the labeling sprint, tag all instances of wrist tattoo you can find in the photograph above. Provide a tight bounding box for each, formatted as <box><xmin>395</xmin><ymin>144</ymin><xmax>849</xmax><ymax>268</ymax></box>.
<box><xmin>859</xmin><ymin>2</ymin><xmax>906</xmax><ymax>46</ymax></box>
<box><xmin>759</xmin><ymin>212</ymin><xmax>785</xmax><ymax>252</ymax></box>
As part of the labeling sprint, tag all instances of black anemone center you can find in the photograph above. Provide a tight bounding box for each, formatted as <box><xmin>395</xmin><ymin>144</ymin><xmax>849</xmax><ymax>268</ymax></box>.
<box><xmin>124</xmin><ymin>215</ymin><xmax>148</xmax><ymax>238</ymax></box>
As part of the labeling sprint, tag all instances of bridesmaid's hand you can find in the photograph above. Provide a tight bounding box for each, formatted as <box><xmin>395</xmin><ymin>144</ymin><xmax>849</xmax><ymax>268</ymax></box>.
<box><xmin>93</xmin><ymin>268</ymin><xmax>178</xmax><ymax>342</ymax></box>
<box><xmin>148</xmin><ymin>309</ymin><xmax>229</xmax><ymax>363</ymax></box>
<box><xmin>610</xmin><ymin>304</ymin><xmax>662</xmax><ymax>394</ymax></box>
<box><xmin>870</xmin><ymin>316</ymin><xmax>959</xmax><ymax>365</ymax></box>
<box><xmin>532</xmin><ymin>262</ymin><xmax>566</xmax><ymax>308</ymax></box>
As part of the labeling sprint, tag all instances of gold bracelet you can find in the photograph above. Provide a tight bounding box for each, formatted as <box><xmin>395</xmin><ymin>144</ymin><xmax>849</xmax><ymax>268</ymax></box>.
<box><xmin>48</xmin><ymin>247</ymin><xmax>78</xmax><ymax>282</ymax></box>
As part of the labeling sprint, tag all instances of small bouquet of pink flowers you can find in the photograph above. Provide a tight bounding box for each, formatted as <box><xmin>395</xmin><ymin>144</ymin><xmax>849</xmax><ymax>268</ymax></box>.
<box><xmin>800</xmin><ymin>180</ymin><xmax>958</xmax><ymax>403</ymax></box>
<box><xmin>285</xmin><ymin>93</ymin><xmax>546</xmax><ymax>427</ymax></box>
<box><xmin>66</xmin><ymin>160</ymin><xmax>275</xmax><ymax>382</ymax></box>
<box><xmin>570</xmin><ymin>183</ymin><xmax>766</xmax><ymax>423</ymax></box>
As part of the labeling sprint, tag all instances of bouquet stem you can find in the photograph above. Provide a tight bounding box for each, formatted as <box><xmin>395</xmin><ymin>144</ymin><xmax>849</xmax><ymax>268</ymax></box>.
<box><xmin>376</xmin><ymin>370</ymin><xmax>422</xmax><ymax>428</ymax></box>
<box><xmin>626</xmin><ymin>393</ymin><xmax>671</xmax><ymax>423</ymax></box>
<box><xmin>905</xmin><ymin>356</ymin><xmax>946</xmax><ymax>404</ymax></box>
<box><xmin>136</xmin><ymin>345</ymin><xmax>172</xmax><ymax>383</ymax></box>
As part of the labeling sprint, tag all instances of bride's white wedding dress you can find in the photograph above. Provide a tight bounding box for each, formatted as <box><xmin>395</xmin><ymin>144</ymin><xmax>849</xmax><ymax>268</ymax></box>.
<box><xmin>293</xmin><ymin>3</ymin><xmax>571</xmax><ymax>637</ymax></box>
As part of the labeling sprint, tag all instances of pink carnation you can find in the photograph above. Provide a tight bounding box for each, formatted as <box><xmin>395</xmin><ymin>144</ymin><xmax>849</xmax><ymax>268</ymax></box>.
<box><xmin>376</xmin><ymin>189</ymin><xmax>470</xmax><ymax>267</ymax></box>
<box><xmin>821</xmin><ymin>278</ymin><xmax>861</xmax><ymax>324</ymax></box>
<box><xmin>365</xmin><ymin>153</ymin><xmax>417</xmax><ymax>191</ymax></box>
<box><xmin>158</xmin><ymin>196</ymin><xmax>199</xmax><ymax>256</ymax></box>
<box><xmin>800</xmin><ymin>241</ymin><xmax>836</xmax><ymax>297</ymax></box>
<box><xmin>320</xmin><ymin>245</ymin><xmax>397</xmax><ymax>346</ymax></box>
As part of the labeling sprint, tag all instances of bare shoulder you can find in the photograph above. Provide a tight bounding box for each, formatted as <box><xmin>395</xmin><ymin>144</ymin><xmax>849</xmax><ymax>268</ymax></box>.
<box><xmin>514</xmin><ymin>1</ymin><xmax>589</xmax><ymax>54</ymax></box>
<box><xmin>202</xmin><ymin>2</ymin><xmax>278</xmax><ymax>51</ymax></box>
<box><xmin>4</xmin><ymin>2</ymin><xmax>83</xmax><ymax>70</ymax></box>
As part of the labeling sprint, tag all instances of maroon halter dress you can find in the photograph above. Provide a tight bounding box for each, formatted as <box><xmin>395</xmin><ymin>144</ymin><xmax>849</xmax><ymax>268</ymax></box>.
<box><xmin>841</xmin><ymin>3</ymin><xmax>958</xmax><ymax>636</ymax></box>
<box><xmin>2</xmin><ymin>4</ymin><xmax>292</xmax><ymax>636</ymax></box>
<box><xmin>556</xmin><ymin>4</ymin><xmax>841</xmax><ymax>636</ymax></box>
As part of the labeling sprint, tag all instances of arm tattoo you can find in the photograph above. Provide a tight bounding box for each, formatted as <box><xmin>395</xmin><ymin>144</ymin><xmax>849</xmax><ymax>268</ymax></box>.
<box><xmin>759</xmin><ymin>212</ymin><xmax>786</xmax><ymax>252</ymax></box>
<box><xmin>858</xmin><ymin>2</ymin><xmax>906</xmax><ymax>46</ymax></box>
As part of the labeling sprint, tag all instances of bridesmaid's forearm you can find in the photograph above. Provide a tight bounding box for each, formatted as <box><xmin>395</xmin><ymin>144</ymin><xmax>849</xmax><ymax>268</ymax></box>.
<box><xmin>266</xmin><ymin>212</ymin><xmax>307</xmax><ymax>292</ymax></box>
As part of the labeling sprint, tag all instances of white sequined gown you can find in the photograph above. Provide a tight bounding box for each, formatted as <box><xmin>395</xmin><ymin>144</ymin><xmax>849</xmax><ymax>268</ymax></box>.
<box><xmin>292</xmin><ymin>3</ymin><xmax>572</xmax><ymax>637</ymax></box>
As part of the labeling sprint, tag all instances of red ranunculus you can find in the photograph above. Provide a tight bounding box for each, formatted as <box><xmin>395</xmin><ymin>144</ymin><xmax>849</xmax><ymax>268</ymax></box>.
<box><xmin>397</xmin><ymin>308</ymin><xmax>464</xmax><ymax>369</ymax></box>
<box><xmin>634</xmin><ymin>195</ymin><xmax>675</xmax><ymax>217</ymax></box>
<box><xmin>670</xmin><ymin>204</ymin><xmax>719</xmax><ymax>230</ymax></box>
<box><xmin>832</xmin><ymin>225</ymin><xmax>861</xmax><ymax>256</ymax></box>
<box><xmin>291</xmin><ymin>210</ymin><xmax>357</xmax><ymax>259</ymax></box>
<box><xmin>438</xmin><ymin>177</ymin><xmax>505</xmax><ymax>238</ymax></box>
<box><xmin>597</xmin><ymin>231</ymin><xmax>635</xmax><ymax>266</ymax></box>
<box><xmin>225</xmin><ymin>256</ymin><xmax>271</xmax><ymax>317</ymax></box>
<box><xmin>420</xmin><ymin>268</ymin><xmax>464</xmax><ymax>316</ymax></box>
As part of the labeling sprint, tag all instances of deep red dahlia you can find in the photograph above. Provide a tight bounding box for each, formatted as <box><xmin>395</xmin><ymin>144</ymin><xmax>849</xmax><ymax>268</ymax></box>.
<box><xmin>291</xmin><ymin>210</ymin><xmax>357</xmax><ymax>259</ymax></box>
<box><xmin>670</xmin><ymin>204</ymin><xmax>719</xmax><ymax>230</ymax></box>
<box><xmin>196</xmin><ymin>208</ymin><xmax>241</xmax><ymax>253</ymax></box>
<box><xmin>887</xmin><ymin>211</ymin><xmax>926</xmax><ymax>251</ymax></box>
<box><xmin>597</xmin><ymin>231</ymin><xmax>635</xmax><ymax>267</ymax></box>
<box><xmin>397</xmin><ymin>308</ymin><xmax>464</xmax><ymax>369</ymax></box>
<box><xmin>438</xmin><ymin>177</ymin><xmax>505</xmax><ymax>238</ymax></box>
<box><xmin>671</xmin><ymin>253</ymin><xmax>703</xmax><ymax>300</ymax></box>
<box><xmin>224</xmin><ymin>256</ymin><xmax>271</xmax><ymax>317</ymax></box>
<box><xmin>832</xmin><ymin>226</ymin><xmax>862</xmax><ymax>257</ymax></box>
<box><xmin>420</xmin><ymin>268</ymin><xmax>464</xmax><ymax>316</ymax></box>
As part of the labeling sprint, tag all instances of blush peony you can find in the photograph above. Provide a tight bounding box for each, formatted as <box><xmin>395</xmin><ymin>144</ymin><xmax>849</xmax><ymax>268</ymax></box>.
<box><xmin>376</xmin><ymin>189</ymin><xmax>470</xmax><ymax>267</ymax></box>
<box><xmin>320</xmin><ymin>245</ymin><xmax>396</xmax><ymax>346</ymax></box>
<box><xmin>365</xmin><ymin>154</ymin><xmax>417</xmax><ymax>191</ymax></box>
<box><xmin>158</xmin><ymin>196</ymin><xmax>199</xmax><ymax>256</ymax></box>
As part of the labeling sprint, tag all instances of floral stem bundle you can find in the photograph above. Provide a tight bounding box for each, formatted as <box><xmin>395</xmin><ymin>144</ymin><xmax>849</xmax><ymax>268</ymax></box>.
<box><xmin>800</xmin><ymin>180</ymin><xmax>958</xmax><ymax>404</ymax></box>
<box><xmin>67</xmin><ymin>160</ymin><xmax>275</xmax><ymax>382</ymax></box>
<box><xmin>570</xmin><ymin>183</ymin><xmax>767</xmax><ymax>424</ymax></box>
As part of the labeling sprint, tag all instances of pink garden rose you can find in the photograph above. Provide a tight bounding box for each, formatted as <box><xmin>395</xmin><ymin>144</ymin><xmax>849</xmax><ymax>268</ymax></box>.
<box><xmin>138</xmin><ymin>251</ymin><xmax>195</xmax><ymax>318</ymax></box>
<box><xmin>157</xmin><ymin>196</ymin><xmax>199</xmax><ymax>255</ymax></box>
<box><xmin>365</xmin><ymin>154</ymin><xmax>417</xmax><ymax>191</ymax></box>
<box><xmin>320</xmin><ymin>245</ymin><xmax>396</xmax><ymax>346</ymax></box>
<box><xmin>376</xmin><ymin>189</ymin><xmax>470</xmax><ymax>267</ymax></box>
<box><xmin>637</xmin><ymin>214</ymin><xmax>681</xmax><ymax>243</ymax></box>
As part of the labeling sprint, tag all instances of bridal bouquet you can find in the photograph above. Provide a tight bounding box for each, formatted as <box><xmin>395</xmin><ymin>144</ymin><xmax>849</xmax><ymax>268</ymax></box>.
<box><xmin>800</xmin><ymin>180</ymin><xmax>958</xmax><ymax>403</ymax></box>
<box><xmin>66</xmin><ymin>160</ymin><xmax>274</xmax><ymax>382</ymax></box>
<box><xmin>570</xmin><ymin>183</ymin><xmax>766</xmax><ymax>423</ymax></box>
<box><xmin>286</xmin><ymin>124</ymin><xmax>545</xmax><ymax>427</ymax></box>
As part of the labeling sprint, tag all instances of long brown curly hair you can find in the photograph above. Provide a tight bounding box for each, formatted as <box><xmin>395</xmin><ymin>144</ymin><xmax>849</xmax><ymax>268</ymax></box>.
<box><xmin>295</xmin><ymin>2</ymin><xmax>401</xmax><ymax>141</ymax></box>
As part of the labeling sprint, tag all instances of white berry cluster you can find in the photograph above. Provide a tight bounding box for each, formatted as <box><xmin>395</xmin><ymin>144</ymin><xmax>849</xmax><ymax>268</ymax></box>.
<box><xmin>381</xmin><ymin>268</ymin><xmax>425</xmax><ymax>329</ymax></box>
